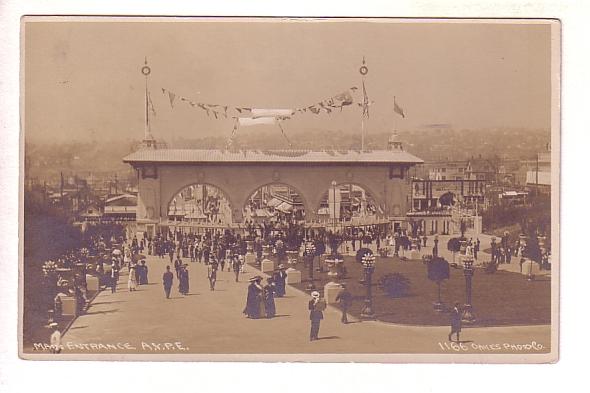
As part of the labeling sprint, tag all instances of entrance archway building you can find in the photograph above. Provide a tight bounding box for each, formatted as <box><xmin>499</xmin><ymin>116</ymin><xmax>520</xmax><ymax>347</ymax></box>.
<box><xmin>123</xmin><ymin>148</ymin><xmax>423</xmax><ymax>234</ymax></box>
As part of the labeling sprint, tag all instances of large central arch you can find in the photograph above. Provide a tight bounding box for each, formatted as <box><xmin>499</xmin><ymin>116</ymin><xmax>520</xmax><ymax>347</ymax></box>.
<box><xmin>242</xmin><ymin>182</ymin><xmax>311</xmax><ymax>219</ymax></box>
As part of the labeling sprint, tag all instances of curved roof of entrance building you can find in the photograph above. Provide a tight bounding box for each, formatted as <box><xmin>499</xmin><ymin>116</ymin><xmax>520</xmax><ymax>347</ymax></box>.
<box><xmin>123</xmin><ymin>149</ymin><xmax>423</xmax><ymax>164</ymax></box>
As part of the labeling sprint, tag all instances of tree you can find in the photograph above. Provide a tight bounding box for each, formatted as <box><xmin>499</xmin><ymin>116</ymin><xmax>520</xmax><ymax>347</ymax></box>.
<box><xmin>427</xmin><ymin>257</ymin><xmax>450</xmax><ymax>310</ymax></box>
<box><xmin>447</xmin><ymin>238</ymin><xmax>462</xmax><ymax>263</ymax></box>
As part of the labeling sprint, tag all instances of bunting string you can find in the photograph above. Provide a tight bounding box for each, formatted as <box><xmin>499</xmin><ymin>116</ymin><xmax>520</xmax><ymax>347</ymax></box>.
<box><xmin>161</xmin><ymin>86</ymin><xmax>360</xmax><ymax>122</ymax></box>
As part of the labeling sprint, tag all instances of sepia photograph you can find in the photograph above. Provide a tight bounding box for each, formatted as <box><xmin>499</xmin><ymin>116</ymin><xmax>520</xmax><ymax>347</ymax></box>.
<box><xmin>19</xmin><ymin>16</ymin><xmax>560</xmax><ymax>362</ymax></box>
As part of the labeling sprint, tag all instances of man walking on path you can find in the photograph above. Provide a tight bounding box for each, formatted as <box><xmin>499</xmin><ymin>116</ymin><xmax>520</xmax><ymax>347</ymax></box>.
<box><xmin>208</xmin><ymin>260</ymin><xmax>218</xmax><ymax>291</ymax></box>
<box><xmin>174</xmin><ymin>256</ymin><xmax>182</xmax><ymax>280</ymax></box>
<box><xmin>448</xmin><ymin>302</ymin><xmax>462</xmax><ymax>342</ymax></box>
<box><xmin>335</xmin><ymin>284</ymin><xmax>353</xmax><ymax>324</ymax></box>
<box><xmin>232</xmin><ymin>255</ymin><xmax>241</xmax><ymax>282</ymax></box>
<box><xmin>162</xmin><ymin>266</ymin><xmax>173</xmax><ymax>299</ymax></box>
<box><xmin>308</xmin><ymin>291</ymin><xmax>326</xmax><ymax>341</ymax></box>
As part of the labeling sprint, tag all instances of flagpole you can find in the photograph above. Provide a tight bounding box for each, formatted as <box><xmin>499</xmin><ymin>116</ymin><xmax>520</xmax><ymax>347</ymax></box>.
<box><xmin>359</xmin><ymin>57</ymin><xmax>369</xmax><ymax>151</ymax></box>
<box><xmin>361</xmin><ymin>114</ymin><xmax>365</xmax><ymax>151</ymax></box>
<box><xmin>141</xmin><ymin>57</ymin><xmax>152</xmax><ymax>141</ymax></box>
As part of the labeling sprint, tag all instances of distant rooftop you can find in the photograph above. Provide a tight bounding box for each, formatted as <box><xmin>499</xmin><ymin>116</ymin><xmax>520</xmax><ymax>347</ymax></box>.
<box><xmin>123</xmin><ymin>149</ymin><xmax>423</xmax><ymax>165</ymax></box>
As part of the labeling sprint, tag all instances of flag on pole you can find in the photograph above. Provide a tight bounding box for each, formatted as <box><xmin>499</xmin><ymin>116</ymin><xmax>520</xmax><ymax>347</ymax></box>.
<box><xmin>362</xmin><ymin>81</ymin><xmax>370</xmax><ymax>118</ymax></box>
<box><xmin>148</xmin><ymin>93</ymin><xmax>157</xmax><ymax>116</ymax></box>
<box><xmin>394</xmin><ymin>98</ymin><xmax>405</xmax><ymax>118</ymax></box>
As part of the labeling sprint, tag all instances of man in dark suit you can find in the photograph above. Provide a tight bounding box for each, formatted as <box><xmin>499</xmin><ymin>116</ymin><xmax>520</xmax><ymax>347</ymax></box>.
<box><xmin>308</xmin><ymin>291</ymin><xmax>325</xmax><ymax>341</ymax></box>
<box><xmin>162</xmin><ymin>266</ymin><xmax>173</xmax><ymax>299</ymax></box>
<box><xmin>448</xmin><ymin>302</ymin><xmax>462</xmax><ymax>342</ymax></box>
<box><xmin>174</xmin><ymin>256</ymin><xmax>182</xmax><ymax>279</ymax></box>
<box><xmin>335</xmin><ymin>284</ymin><xmax>353</xmax><ymax>324</ymax></box>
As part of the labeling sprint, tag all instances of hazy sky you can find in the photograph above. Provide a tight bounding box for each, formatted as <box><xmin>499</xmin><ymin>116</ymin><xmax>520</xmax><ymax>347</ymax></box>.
<box><xmin>24</xmin><ymin>18</ymin><xmax>553</xmax><ymax>144</ymax></box>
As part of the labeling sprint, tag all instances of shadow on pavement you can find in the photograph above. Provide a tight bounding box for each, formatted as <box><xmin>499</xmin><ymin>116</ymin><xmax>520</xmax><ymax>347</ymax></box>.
<box><xmin>91</xmin><ymin>301</ymin><xmax>124</xmax><ymax>306</ymax></box>
<box><xmin>85</xmin><ymin>309</ymin><xmax>119</xmax><ymax>315</ymax></box>
<box><xmin>317</xmin><ymin>336</ymin><xmax>340</xmax><ymax>340</ymax></box>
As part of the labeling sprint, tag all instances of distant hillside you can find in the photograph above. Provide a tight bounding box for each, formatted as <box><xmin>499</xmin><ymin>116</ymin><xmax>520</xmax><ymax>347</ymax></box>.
<box><xmin>25</xmin><ymin>127</ymin><xmax>550</xmax><ymax>183</ymax></box>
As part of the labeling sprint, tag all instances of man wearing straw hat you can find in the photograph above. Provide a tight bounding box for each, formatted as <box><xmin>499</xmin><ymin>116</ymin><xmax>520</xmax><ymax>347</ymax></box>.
<box><xmin>207</xmin><ymin>259</ymin><xmax>218</xmax><ymax>291</ymax></box>
<box><xmin>308</xmin><ymin>291</ymin><xmax>326</xmax><ymax>341</ymax></box>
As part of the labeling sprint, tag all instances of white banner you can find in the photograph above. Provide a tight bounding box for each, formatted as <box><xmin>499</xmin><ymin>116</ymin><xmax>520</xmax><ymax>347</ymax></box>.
<box><xmin>251</xmin><ymin>109</ymin><xmax>294</xmax><ymax>119</ymax></box>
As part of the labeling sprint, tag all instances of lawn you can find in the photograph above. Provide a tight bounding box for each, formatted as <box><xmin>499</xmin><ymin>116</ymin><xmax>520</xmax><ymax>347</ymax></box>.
<box><xmin>250</xmin><ymin>254</ymin><xmax>551</xmax><ymax>327</ymax></box>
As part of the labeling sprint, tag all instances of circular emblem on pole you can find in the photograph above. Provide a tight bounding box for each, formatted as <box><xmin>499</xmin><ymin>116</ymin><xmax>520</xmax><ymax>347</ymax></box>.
<box><xmin>359</xmin><ymin>65</ymin><xmax>368</xmax><ymax>75</ymax></box>
<box><xmin>141</xmin><ymin>65</ymin><xmax>151</xmax><ymax>76</ymax></box>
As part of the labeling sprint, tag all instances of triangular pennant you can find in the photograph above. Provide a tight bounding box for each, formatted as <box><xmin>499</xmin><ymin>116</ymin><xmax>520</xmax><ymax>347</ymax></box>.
<box><xmin>168</xmin><ymin>91</ymin><xmax>176</xmax><ymax>108</ymax></box>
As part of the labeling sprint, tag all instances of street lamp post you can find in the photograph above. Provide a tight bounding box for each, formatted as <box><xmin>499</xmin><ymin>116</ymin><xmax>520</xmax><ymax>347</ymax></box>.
<box><xmin>332</xmin><ymin>180</ymin><xmax>337</xmax><ymax>231</ymax></box>
<box><xmin>461</xmin><ymin>254</ymin><xmax>476</xmax><ymax>324</ymax></box>
<box><xmin>305</xmin><ymin>242</ymin><xmax>316</xmax><ymax>291</ymax></box>
<box><xmin>360</xmin><ymin>253</ymin><xmax>376</xmax><ymax>319</ymax></box>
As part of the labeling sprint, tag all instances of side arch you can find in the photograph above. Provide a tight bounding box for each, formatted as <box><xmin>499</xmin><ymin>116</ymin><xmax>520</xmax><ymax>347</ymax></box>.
<box><xmin>163</xmin><ymin>182</ymin><xmax>236</xmax><ymax>223</ymax></box>
<box><xmin>314</xmin><ymin>181</ymin><xmax>387</xmax><ymax>219</ymax></box>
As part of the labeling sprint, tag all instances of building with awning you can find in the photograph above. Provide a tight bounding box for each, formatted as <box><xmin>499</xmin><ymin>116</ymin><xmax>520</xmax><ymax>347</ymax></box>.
<box><xmin>275</xmin><ymin>201</ymin><xmax>293</xmax><ymax>213</ymax></box>
<box><xmin>103</xmin><ymin>193</ymin><xmax>137</xmax><ymax>220</ymax></box>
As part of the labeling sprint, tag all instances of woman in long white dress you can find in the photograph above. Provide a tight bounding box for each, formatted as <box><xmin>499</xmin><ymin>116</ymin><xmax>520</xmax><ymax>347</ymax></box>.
<box><xmin>123</xmin><ymin>251</ymin><xmax>132</xmax><ymax>270</ymax></box>
<box><xmin>128</xmin><ymin>264</ymin><xmax>137</xmax><ymax>291</ymax></box>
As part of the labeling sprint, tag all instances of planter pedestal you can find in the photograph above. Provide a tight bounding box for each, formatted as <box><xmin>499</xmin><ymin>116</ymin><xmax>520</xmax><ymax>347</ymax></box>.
<box><xmin>285</xmin><ymin>268</ymin><xmax>301</xmax><ymax>284</ymax></box>
<box><xmin>324</xmin><ymin>282</ymin><xmax>343</xmax><ymax>304</ymax></box>
<box><xmin>86</xmin><ymin>275</ymin><xmax>99</xmax><ymax>292</ymax></box>
<box><xmin>261</xmin><ymin>259</ymin><xmax>275</xmax><ymax>273</ymax></box>
<box><xmin>60</xmin><ymin>296</ymin><xmax>78</xmax><ymax>316</ymax></box>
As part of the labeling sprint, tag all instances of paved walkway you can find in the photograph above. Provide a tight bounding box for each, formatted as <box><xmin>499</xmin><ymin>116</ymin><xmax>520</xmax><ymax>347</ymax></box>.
<box><xmin>57</xmin><ymin>255</ymin><xmax>550</xmax><ymax>356</ymax></box>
